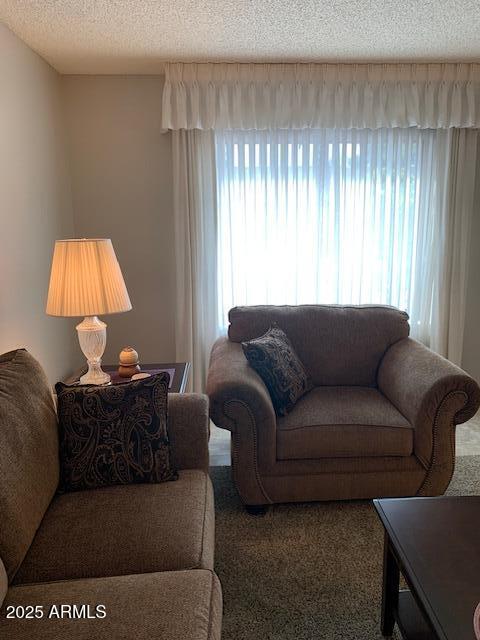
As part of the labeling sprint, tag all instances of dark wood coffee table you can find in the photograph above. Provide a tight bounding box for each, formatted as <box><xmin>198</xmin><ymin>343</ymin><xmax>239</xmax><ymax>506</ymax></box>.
<box><xmin>374</xmin><ymin>496</ymin><xmax>480</xmax><ymax>640</ymax></box>
<box><xmin>63</xmin><ymin>362</ymin><xmax>190</xmax><ymax>393</ymax></box>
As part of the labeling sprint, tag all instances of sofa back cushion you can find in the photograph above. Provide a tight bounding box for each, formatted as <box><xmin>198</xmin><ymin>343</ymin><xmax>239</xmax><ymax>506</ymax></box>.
<box><xmin>0</xmin><ymin>349</ymin><xmax>59</xmax><ymax>580</ymax></box>
<box><xmin>228</xmin><ymin>305</ymin><xmax>410</xmax><ymax>387</ymax></box>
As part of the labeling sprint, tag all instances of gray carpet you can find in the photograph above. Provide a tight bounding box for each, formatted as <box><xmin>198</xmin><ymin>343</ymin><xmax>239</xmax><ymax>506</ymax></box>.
<box><xmin>211</xmin><ymin>457</ymin><xmax>480</xmax><ymax>640</ymax></box>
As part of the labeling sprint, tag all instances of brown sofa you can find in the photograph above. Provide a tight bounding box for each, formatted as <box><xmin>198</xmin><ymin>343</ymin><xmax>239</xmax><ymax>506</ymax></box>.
<box><xmin>0</xmin><ymin>349</ymin><xmax>222</xmax><ymax>640</ymax></box>
<box><xmin>207</xmin><ymin>305</ymin><xmax>480</xmax><ymax>508</ymax></box>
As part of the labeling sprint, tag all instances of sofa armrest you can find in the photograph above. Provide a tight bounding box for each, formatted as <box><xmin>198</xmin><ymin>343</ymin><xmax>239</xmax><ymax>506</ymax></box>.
<box><xmin>168</xmin><ymin>393</ymin><xmax>210</xmax><ymax>472</ymax></box>
<box><xmin>378</xmin><ymin>338</ymin><xmax>480</xmax><ymax>465</ymax></box>
<box><xmin>206</xmin><ymin>337</ymin><xmax>276</xmax><ymax>433</ymax></box>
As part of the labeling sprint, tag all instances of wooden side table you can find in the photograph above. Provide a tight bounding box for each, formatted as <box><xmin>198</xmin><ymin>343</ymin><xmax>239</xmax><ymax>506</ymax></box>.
<box><xmin>374</xmin><ymin>496</ymin><xmax>480</xmax><ymax>640</ymax></box>
<box><xmin>63</xmin><ymin>362</ymin><xmax>190</xmax><ymax>393</ymax></box>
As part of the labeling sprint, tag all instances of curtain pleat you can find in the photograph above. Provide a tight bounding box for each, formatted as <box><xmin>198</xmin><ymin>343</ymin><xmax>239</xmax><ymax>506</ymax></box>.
<box><xmin>431</xmin><ymin>129</ymin><xmax>478</xmax><ymax>362</ymax></box>
<box><xmin>172</xmin><ymin>130</ymin><xmax>218</xmax><ymax>391</ymax></box>
<box><xmin>162</xmin><ymin>63</ymin><xmax>480</xmax><ymax>130</ymax></box>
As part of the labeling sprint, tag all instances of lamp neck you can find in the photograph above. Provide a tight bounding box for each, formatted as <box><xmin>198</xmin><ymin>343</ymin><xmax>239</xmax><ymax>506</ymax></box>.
<box><xmin>76</xmin><ymin>316</ymin><xmax>107</xmax><ymax>331</ymax></box>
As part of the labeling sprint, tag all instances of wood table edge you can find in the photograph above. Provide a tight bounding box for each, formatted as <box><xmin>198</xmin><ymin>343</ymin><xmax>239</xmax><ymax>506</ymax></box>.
<box><xmin>373</xmin><ymin>498</ymin><xmax>449</xmax><ymax>640</ymax></box>
<box><xmin>63</xmin><ymin>362</ymin><xmax>190</xmax><ymax>393</ymax></box>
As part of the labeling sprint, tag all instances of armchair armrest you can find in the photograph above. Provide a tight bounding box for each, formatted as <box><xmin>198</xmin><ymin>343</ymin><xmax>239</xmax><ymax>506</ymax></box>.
<box><xmin>168</xmin><ymin>393</ymin><xmax>210</xmax><ymax>472</ymax></box>
<box><xmin>206</xmin><ymin>337</ymin><xmax>276</xmax><ymax>433</ymax></box>
<box><xmin>378</xmin><ymin>338</ymin><xmax>480</xmax><ymax>466</ymax></box>
<box><xmin>207</xmin><ymin>337</ymin><xmax>277</xmax><ymax>503</ymax></box>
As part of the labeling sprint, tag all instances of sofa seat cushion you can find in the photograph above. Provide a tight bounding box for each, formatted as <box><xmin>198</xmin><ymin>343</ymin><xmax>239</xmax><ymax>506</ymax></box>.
<box><xmin>13</xmin><ymin>470</ymin><xmax>214</xmax><ymax>585</ymax></box>
<box><xmin>1</xmin><ymin>569</ymin><xmax>222</xmax><ymax>640</ymax></box>
<box><xmin>276</xmin><ymin>387</ymin><xmax>413</xmax><ymax>460</ymax></box>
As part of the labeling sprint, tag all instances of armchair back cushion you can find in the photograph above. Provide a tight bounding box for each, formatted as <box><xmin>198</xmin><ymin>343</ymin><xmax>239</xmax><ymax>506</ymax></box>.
<box><xmin>0</xmin><ymin>349</ymin><xmax>59</xmax><ymax>580</ymax></box>
<box><xmin>229</xmin><ymin>305</ymin><xmax>409</xmax><ymax>386</ymax></box>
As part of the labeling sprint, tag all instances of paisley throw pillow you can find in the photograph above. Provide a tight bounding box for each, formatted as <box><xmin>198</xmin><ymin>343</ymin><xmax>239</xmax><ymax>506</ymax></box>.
<box><xmin>242</xmin><ymin>325</ymin><xmax>312</xmax><ymax>416</ymax></box>
<box><xmin>55</xmin><ymin>373</ymin><xmax>177</xmax><ymax>492</ymax></box>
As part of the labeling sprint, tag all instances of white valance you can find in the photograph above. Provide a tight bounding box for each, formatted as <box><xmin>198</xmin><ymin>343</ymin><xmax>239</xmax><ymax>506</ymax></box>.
<box><xmin>162</xmin><ymin>62</ymin><xmax>480</xmax><ymax>130</ymax></box>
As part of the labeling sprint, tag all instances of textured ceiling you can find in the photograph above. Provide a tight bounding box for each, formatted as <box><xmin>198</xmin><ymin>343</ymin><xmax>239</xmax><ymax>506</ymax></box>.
<box><xmin>1</xmin><ymin>1</ymin><xmax>480</xmax><ymax>74</ymax></box>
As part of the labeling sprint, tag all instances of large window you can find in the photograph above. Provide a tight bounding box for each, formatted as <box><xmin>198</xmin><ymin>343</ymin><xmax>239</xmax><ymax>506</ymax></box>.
<box><xmin>215</xmin><ymin>128</ymin><xmax>439</xmax><ymax>336</ymax></box>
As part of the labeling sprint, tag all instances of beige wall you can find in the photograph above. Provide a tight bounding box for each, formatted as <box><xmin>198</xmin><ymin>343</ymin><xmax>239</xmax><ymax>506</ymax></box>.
<box><xmin>0</xmin><ymin>24</ymin><xmax>77</xmax><ymax>382</ymax></box>
<box><xmin>62</xmin><ymin>76</ymin><xmax>176</xmax><ymax>365</ymax></box>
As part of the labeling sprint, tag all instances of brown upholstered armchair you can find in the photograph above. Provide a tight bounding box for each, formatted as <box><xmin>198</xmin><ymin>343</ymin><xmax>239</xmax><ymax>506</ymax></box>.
<box><xmin>207</xmin><ymin>305</ymin><xmax>480</xmax><ymax>510</ymax></box>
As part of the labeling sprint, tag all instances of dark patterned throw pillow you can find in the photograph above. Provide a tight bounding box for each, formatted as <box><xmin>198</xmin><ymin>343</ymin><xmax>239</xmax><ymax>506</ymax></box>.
<box><xmin>242</xmin><ymin>325</ymin><xmax>312</xmax><ymax>416</ymax></box>
<box><xmin>55</xmin><ymin>373</ymin><xmax>177</xmax><ymax>492</ymax></box>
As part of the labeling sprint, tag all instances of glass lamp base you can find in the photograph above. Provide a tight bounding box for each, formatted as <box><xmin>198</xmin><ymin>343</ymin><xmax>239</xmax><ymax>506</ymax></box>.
<box><xmin>79</xmin><ymin>364</ymin><xmax>111</xmax><ymax>385</ymax></box>
<box><xmin>76</xmin><ymin>316</ymin><xmax>111</xmax><ymax>386</ymax></box>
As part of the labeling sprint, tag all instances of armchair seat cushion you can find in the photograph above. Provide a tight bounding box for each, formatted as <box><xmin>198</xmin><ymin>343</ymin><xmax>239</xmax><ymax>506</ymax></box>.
<box><xmin>276</xmin><ymin>387</ymin><xmax>413</xmax><ymax>460</ymax></box>
<box><xmin>13</xmin><ymin>470</ymin><xmax>214</xmax><ymax>585</ymax></box>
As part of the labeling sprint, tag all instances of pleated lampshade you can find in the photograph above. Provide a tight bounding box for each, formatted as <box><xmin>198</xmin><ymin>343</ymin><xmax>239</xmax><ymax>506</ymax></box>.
<box><xmin>46</xmin><ymin>239</ymin><xmax>132</xmax><ymax>317</ymax></box>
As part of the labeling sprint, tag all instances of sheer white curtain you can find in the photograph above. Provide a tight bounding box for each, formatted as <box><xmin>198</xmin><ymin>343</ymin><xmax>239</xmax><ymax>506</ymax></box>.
<box><xmin>215</xmin><ymin>128</ymin><xmax>477</xmax><ymax>362</ymax></box>
<box><xmin>432</xmin><ymin>129</ymin><xmax>478</xmax><ymax>359</ymax></box>
<box><xmin>172</xmin><ymin>130</ymin><xmax>219</xmax><ymax>391</ymax></box>
<box><xmin>165</xmin><ymin>63</ymin><xmax>480</xmax><ymax>390</ymax></box>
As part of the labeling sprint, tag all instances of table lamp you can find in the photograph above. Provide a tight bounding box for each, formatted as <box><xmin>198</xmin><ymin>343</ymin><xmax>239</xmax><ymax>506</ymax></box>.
<box><xmin>46</xmin><ymin>238</ymin><xmax>132</xmax><ymax>385</ymax></box>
